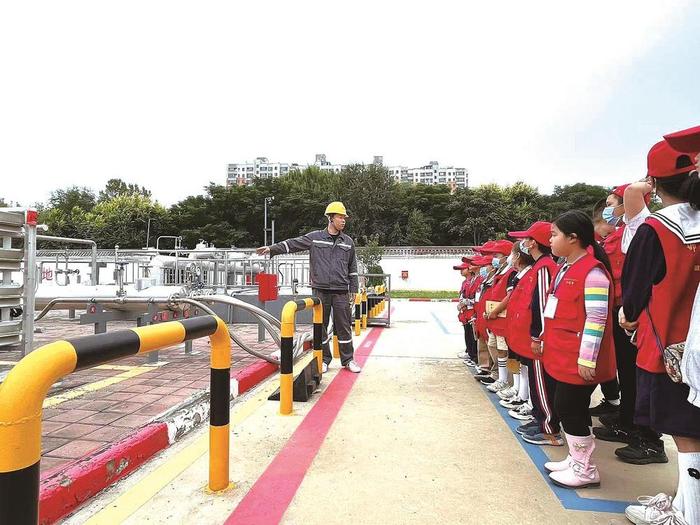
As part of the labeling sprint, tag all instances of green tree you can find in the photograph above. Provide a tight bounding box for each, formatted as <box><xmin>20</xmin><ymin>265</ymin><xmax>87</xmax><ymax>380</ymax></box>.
<box><xmin>337</xmin><ymin>164</ymin><xmax>396</xmax><ymax>243</ymax></box>
<box><xmin>48</xmin><ymin>186</ymin><xmax>96</xmax><ymax>214</ymax></box>
<box><xmin>545</xmin><ymin>183</ymin><xmax>609</xmax><ymax>218</ymax></box>
<box><xmin>84</xmin><ymin>194</ymin><xmax>169</xmax><ymax>248</ymax></box>
<box><xmin>357</xmin><ymin>235</ymin><xmax>384</xmax><ymax>285</ymax></box>
<box><xmin>99</xmin><ymin>178</ymin><xmax>152</xmax><ymax>202</ymax></box>
<box><xmin>405</xmin><ymin>209</ymin><xmax>432</xmax><ymax>245</ymax></box>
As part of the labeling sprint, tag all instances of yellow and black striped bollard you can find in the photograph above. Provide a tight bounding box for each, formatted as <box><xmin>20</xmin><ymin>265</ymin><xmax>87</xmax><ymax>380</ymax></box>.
<box><xmin>279</xmin><ymin>297</ymin><xmax>323</xmax><ymax>416</ymax></box>
<box><xmin>0</xmin><ymin>316</ymin><xmax>231</xmax><ymax>524</ymax></box>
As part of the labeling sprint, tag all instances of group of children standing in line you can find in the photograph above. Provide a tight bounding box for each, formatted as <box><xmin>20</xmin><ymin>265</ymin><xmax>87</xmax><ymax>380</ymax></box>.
<box><xmin>454</xmin><ymin>125</ymin><xmax>700</xmax><ymax>525</ymax></box>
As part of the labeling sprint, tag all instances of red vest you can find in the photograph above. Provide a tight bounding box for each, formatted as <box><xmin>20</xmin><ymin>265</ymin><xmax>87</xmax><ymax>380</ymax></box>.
<box><xmin>474</xmin><ymin>278</ymin><xmax>490</xmax><ymax>339</ymax></box>
<box><xmin>601</xmin><ymin>226</ymin><xmax>625</xmax><ymax>306</ymax></box>
<box><xmin>485</xmin><ymin>267</ymin><xmax>516</xmax><ymax>336</ymax></box>
<box><xmin>542</xmin><ymin>254</ymin><xmax>617</xmax><ymax>385</ymax></box>
<box><xmin>636</xmin><ymin>217</ymin><xmax>700</xmax><ymax>373</ymax></box>
<box><xmin>458</xmin><ymin>278</ymin><xmax>471</xmax><ymax>324</ymax></box>
<box><xmin>506</xmin><ymin>255</ymin><xmax>559</xmax><ymax>359</ymax></box>
<box><xmin>465</xmin><ymin>275</ymin><xmax>483</xmax><ymax>319</ymax></box>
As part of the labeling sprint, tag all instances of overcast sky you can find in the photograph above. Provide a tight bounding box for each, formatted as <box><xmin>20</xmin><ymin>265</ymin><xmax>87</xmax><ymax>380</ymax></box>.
<box><xmin>1</xmin><ymin>1</ymin><xmax>699</xmax><ymax>207</ymax></box>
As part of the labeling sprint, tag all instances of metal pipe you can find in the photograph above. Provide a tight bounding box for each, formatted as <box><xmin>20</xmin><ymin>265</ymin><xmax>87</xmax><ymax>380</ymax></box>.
<box><xmin>36</xmin><ymin>235</ymin><xmax>98</xmax><ymax>286</ymax></box>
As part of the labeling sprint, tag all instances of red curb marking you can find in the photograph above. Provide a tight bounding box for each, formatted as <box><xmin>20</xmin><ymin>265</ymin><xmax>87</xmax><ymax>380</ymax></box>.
<box><xmin>39</xmin><ymin>423</ymin><xmax>169</xmax><ymax>525</ymax></box>
<box><xmin>233</xmin><ymin>361</ymin><xmax>278</xmax><ymax>395</ymax></box>
<box><xmin>37</xmin><ymin>359</ymin><xmax>281</xmax><ymax>525</ymax></box>
<box><xmin>224</xmin><ymin>327</ymin><xmax>384</xmax><ymax>525</ymax></box>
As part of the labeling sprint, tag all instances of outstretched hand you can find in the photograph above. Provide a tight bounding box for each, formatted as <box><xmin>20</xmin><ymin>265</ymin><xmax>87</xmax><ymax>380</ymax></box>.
<box><xmin>256</xmin><ymin>246</ymin><xmax>270</xmax><ymax>256</ymax></box>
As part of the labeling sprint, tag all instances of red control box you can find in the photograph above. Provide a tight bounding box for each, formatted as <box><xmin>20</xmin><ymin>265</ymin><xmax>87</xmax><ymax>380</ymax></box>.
<box><xmin>257</xmin><ymin>273</ymin><xmax>278</xmax><ymax>302</ymax></box>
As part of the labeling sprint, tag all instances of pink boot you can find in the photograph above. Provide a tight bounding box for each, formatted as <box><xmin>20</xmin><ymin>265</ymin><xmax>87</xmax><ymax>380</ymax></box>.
<box><xmin>549</xmin><ymin>433</ymin><xmax>600</xmax><ymax>489</ymax></box>
<box><xmin>544</xmin><ymin>455</ymin><xmax>572</xmax><ymax>473</ymax></box>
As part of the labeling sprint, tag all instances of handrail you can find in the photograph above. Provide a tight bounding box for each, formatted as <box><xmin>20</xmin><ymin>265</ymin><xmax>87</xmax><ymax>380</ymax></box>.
<box><xmin>36</xmin><ymin>234</ymin><xmax>98</xmax><ymax>286</ymax></box>
<box><xmin>279</xmin><ymin>298</ymin><xmax>323</xmax><ymax>415</ymax></box>
<box><xmin>0</xmin><ymin>315</ymin><xmax>231</xmax><ymax>524</ymax></box>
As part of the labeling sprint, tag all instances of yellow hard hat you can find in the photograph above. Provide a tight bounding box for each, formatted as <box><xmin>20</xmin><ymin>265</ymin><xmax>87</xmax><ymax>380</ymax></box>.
<box><xmin>325</xmin><ymin>201</ymin><xmax>348</xmax><ymax>216</ymax></box>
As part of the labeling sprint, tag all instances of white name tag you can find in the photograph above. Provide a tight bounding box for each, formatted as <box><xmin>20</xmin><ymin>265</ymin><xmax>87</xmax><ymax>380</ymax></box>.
<box><xmin>543</xmin><ymin>295</ymin><xmax>558</xmax><ymax>319</ymax></box>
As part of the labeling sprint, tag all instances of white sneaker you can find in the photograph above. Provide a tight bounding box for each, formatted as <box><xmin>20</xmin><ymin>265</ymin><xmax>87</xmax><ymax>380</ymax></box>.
<box><xmin>457</xmin><ymin>351</ymin><xmax>468</xmax><ymax>359</ymax></box>
<box><xmin>509</xmin><ymin>403</ymin><xmax>533</xmax><ymax>420</ymax></box>
<box><xmin>497</xmin><ymin>386</ymin><xmax>519</xmax><ymax>400</ymax></box>
<box><xmin>625</xmin><ymin>493</ymin><xmax>687</xmax><ymax>525</ymax></box>
<box><xmin>345</xmin><ymin>360</ymin><xmax>362</xmax><ymax>373</ymax></box>
<box><xmin>322</xmin><ymin>362</ymin><xmax>328</xmax><ymax>374</ymax></box>
<box><xmin>486</xmin><ymin>380</ymin><xmax>509</xmax><ymax>393</ymax></box>
<box><xmin>500</xmin><ymin>397</ymin><xmax>525</xmax><ymax>409</ymax></box>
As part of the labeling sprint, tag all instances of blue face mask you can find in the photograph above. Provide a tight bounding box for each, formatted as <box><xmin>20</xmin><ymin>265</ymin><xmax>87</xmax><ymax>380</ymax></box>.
<box><xmin>602</xmin><ymin>205</ymin><xmax>622</xmax><ymax>226</ymax></box>
<box><xmin>491</xmin><ymin>257</ymin><xmax>500</xmax><ymax>269</ymax></box>
<box><xmin>479</xmin><ymin>267</ymin><xmax>488</xmax><ymax>278</ymax></box>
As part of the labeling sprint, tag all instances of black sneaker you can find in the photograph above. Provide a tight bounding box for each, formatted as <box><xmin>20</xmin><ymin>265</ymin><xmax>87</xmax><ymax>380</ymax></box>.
<box><xmin>598</xmin><ymin>412</ymin><xmax>620</xmax><ymax>429</ymax></box>
<box><xmin>479</xmin><ymin>377</ymin><xmax>496</xmax><ymax>385</ymax></box>
<box><xmin>516</xmin><ymin>420</ymin><xmax>540</xmax><ymax>435</ymax></box>
<box><xmin>590</xmin><ymin>399</ymin><xmax>620</xmax><ymax>417</ymax></box>
<box><xmin>592</xmin><ymin>424</ymin><xmax>632</xmax><ymax>444</ymax></box>
<box><xmin>615</xmin><ymin>438</ymin><xmax>669</xmax><ymax>465</ymax></box>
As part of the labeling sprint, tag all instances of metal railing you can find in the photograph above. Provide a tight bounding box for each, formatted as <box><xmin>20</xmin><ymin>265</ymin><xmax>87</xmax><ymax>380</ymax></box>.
<box><xmin>0</xmin><ymin>316</ymin><xmax>232</xmax><ymax>524</ymax></box>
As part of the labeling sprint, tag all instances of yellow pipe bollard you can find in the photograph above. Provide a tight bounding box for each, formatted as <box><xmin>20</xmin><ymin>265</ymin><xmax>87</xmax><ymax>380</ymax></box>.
<box><xmin>332</xmin><ymin>334</ymin><xmax>340</xmax><ymax>358</ymax></box>
<box><xmin>279</xmin><ymin>297</ymin><xmax>323</xmax><ymax>416</ymax></box>
<box><xmin>312</xmin><ymin>303</ymin><xmax>324</xmax><ymax>374</ymax></box>
<box><xmin>0</xmin><ymin>316</ymin><xmax>231</xmax><ymax>524</ymax></box>
<box><xmin>354</xmin><ymin>292</ymin><xmax>362</xmax><ymax>336</ymax></box>
<box><xmin>361</xmin><ymin>290</ymin><xmax>368</xmax><ymax>330</ymax></box>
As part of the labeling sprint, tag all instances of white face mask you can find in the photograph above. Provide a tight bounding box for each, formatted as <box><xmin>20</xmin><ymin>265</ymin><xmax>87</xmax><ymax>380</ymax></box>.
<box><xmin>520</xmin><ymin>240</ymin><xmax>530</xmax><ymax>255</ymax></box>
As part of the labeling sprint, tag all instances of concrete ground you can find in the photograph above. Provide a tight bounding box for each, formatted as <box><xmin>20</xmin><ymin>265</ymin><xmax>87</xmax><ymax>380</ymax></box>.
<box><xmin>65</xmin><ymin>302</ymin><xmax>679</xmax><ymax>524</ymax></box>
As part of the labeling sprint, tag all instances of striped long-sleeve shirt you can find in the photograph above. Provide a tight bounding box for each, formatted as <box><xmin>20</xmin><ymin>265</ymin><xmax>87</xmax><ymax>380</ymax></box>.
<box><xmin>577</xmin><ymin>267</ymin><xmax>610</xmax><ymax>368</ymax></box>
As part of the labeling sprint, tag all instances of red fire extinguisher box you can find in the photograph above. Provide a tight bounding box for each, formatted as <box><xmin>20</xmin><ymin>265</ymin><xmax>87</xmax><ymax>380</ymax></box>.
<box><xmin>257</xmin><ymin>273</ymin><xmax>278</xmax><ymax>302</ymax></box>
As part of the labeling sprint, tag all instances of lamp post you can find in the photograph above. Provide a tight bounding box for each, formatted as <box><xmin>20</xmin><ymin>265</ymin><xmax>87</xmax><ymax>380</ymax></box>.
<box><xmin>264</xmin><ymin>196</ymin><xmax>274</xmax><ymax>246</ymax></box>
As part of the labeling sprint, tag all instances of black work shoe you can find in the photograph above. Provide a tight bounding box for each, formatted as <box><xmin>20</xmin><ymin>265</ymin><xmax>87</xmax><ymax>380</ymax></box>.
<box><xmin>598</xmin><ymin>412</ymin><xmax>620</xmax><ymax>429</ymax></box>
<box><xmin>589</xmin><ymin>399</ymin><xmax>620</xmax><ymax>417</ymax></box>
<box><xmin>592</xmin><ymin>424</ymin><xmax>633</xmax><ymax>444</ymax></box>
<box><xmin>615</xmin><ymin>438</ymin><xmax>669</xmax><ymax>465</ymax></box>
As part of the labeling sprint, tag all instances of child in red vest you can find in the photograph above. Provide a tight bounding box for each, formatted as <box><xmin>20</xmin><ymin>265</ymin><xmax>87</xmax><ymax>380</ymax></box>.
<box><xmin>508</xmin><ymin>221</ymin><xmax>563</xmax><ymax>443</ymax></box>
<box><xmin>541</xmin><ymin>210</ymin><xmax>617</xmax><ymax>489</ymax></box>
<box><xmin>480</xmin><ymin>240</ymin><xmax>516</xmax><ymax>391</ymax></box>
<box><xmin>620</xmin><ymin>133</ymin><xmax>700</xmax><ymax>525</ymax></box>
<box><xmin>592</xmin><ymin>185</ymin><xmax>667</xmax><ymax>466</ymax></box>
<box><xmin>454</xmin><ymin>258</ymin><xmax>478</xmax><ymax>366</ymax></box>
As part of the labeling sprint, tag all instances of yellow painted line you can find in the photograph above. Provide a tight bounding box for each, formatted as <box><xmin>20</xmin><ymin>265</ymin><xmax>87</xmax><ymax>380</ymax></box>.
<box><xmin>43</xmin><ymin>366</ymin><xmax>154</xmax><ymax>408</ymax></box>
<box><xmin>83</xmin><ymin>351</ymin><xmax>321</xmax><ymax>525</ymax></box>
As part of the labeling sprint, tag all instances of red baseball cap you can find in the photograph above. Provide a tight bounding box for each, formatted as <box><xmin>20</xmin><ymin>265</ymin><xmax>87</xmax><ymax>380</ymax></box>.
<box><xmin>474</xmin><ymin>240</ymin><xmax>495</xmax><ymax>253</ymax></box>
<box><xmin>461</xmin><ymin>256</ymin><xmax>475</xmax><ymax>264</ymax></box>
<box><xmin>612</xmin><ymin>183</ymin><xmax>651</xmax><ymax>205</ymax></box>
<box><xmin>472</xmin><ymin>255</ymin><xmax>492</xmax><ymax>266</ymax></box>
<box><xmin>508</xmin><ymin>221</ymin><xmax>551</xmax><ymax>247</ymax></box>
<box><xmin>663</xmin><ymin>125</ymin><xmax>700</xmax><ymax>154</ymax></box>
<box><xmin>648</xmin><ymin>140</ymin><xmax>697</xmax><ymax>179</ymax></box>
<box><xmin>479</xmin><ymin>239</ymin><xmax>513</xmax><ymax>255</ymax></box>
<box><xmin>452</xmin><ymin>262</ymin><xmax>469</xmax><ymax>270</ymax></box>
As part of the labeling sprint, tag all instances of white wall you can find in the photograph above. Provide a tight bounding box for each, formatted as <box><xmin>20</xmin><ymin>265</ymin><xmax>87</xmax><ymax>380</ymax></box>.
<box><xmin>378</xmin><ymin>257</ymin><xmax>465</xmax><ymax>292</ymax></box>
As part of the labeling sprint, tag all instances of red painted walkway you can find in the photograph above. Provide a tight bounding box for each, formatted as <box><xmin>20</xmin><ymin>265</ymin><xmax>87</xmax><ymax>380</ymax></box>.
<box><xmin>224</xmin><ymin>327</ymin><xmax>384</xmax><ymax>525</ymax></box>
